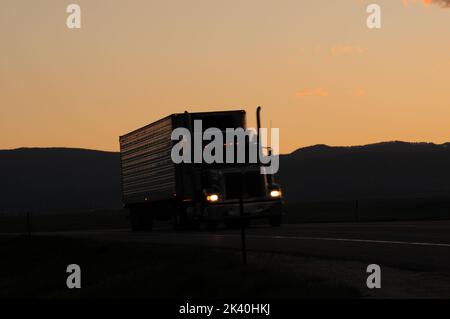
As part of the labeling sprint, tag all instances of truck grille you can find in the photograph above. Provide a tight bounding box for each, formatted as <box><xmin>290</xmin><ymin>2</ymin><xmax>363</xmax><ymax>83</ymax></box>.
<box><xmin>225</xmin><ymin>172</ymin><xmax>265</xmax><ymax>199</ymax></box>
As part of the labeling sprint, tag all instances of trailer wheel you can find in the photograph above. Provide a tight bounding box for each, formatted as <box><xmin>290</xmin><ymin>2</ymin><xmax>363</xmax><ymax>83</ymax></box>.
<box><xmin>224</xmin><ymin>220</ymin><xmax>239</xmax><ymax>229</ymax></box>
<box><xmin>130</xmin><ymin>208</ymin><xmax>153</xmax><ymax>231</ymax></box>
<box><xmin>172</xmin><ymin>209</ymin><xmax>188</xmax><ymax>231</ymax></box>
<box><xmin>225</xmin><ymin>218</ymin><xmax>250</xmax><ymax>229</ymax></box>
<box><xmin>268</xmin><ymin>216</ymin><xmax>282</xmax><ymax>227</ymax></box>
<box><xmin>207</xmin><ymin>221</ymin><xmax>218</xmax><ymax>230</ymax></box>
<box><xmin>130</xmin><ymin>211</ymin><xmax>142</xmax><ymax>231</ymax></box>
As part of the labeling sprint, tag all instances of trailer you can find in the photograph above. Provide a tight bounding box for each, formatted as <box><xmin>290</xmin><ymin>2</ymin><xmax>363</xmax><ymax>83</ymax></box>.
<box><xmin>119</xmin><ymin>109</ymin><xmax>284</xmax><ymax>230</ymax></box>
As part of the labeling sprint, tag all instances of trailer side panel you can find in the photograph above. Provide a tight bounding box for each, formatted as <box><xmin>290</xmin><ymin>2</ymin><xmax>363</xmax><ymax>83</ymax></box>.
<box><xmin>119</xmin><ymin>116</ymin><xmax>175</xmax><ymax>204</ymax></box>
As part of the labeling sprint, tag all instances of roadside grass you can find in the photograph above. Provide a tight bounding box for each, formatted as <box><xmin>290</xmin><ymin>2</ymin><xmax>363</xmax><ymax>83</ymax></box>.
<box><xmin>0</xmin><ymin>236</ymin><xmax>360</xmax><ymax>299</ymax></box>
<box><xmin>0</xmin><ymin>210</ymin><xmax>128</xmax><ymax>234</ymax></box>
<box><xmin>3</xmin><ymin>196</ymin><xmax>450</xmax><ymax>236</ymax></box>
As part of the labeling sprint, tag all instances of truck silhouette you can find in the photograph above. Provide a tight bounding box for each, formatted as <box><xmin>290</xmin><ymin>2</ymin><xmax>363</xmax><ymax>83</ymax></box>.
<box><xmin>119</xmin><ymin>108</ymin><xmax>283</xmax><ymax>230</ymax></box>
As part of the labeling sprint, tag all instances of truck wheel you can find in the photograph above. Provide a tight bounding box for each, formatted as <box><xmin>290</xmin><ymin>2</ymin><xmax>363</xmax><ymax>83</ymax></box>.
<box><xmin>130</xmin><ymin>209</ymin><xmax>153</xmax><ymax>231</ymax></box>
<box><xmin>130</xmin><ymin>211</ymin><xmax>142</xmax><ymax>231</ymax></box>
<box><xmin>225</xmin><ymin>220</ymin><xmax>238</xmax><ymax>229</ymax></box>
<box><xmin>207</xmin><ymin>221</ymin><xmax>218</xmax><ymax>230</ymax></box>
<box><xmin>172</xmin><ymin>210</ymin><xmax>188</xmax><ymax>231</ymax></box>
<box><xmin>225</xmin><ymin>218</ymin><xmax>250</xmax><ymax>229</ymax></box>
<box><xmin>269</xmin><ymin>216</ymin><xmax>282</xmax><ymax>227</ymax></box>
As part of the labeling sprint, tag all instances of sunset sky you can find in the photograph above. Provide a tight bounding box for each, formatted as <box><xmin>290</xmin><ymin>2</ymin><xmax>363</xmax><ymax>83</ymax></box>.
<box><xmin>1</xmin><ymin>0</ymin><xmax>449</xmax><ymax>154</ymax></box>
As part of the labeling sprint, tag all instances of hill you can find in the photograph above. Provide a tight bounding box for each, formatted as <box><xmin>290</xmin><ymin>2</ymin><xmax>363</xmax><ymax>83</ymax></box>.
<box><xmin>277</xmin><ymin>141</ymin><xmax>450</xmax><ymax>201</ymax></box>
<box><xmin>1</xmin><ymin>142</ymin><xmax>450</xmax><ymax>213</ymax></box>
<box><xmin>0</xmin><ymin>148</ymin><xmax>122</xmax><ymax>213</ymax></box>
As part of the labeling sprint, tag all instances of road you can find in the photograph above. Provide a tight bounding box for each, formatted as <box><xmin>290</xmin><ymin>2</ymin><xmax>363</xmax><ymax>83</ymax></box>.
<box><xmin>25</xmin><ymin>220</ymin><xmax>450</xmax><ymax>273</ymax></box>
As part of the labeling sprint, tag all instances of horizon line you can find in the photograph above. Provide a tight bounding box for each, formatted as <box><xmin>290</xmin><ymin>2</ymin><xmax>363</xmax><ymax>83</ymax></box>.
<box><xmin>1</xmin><ymin>140</ymin><xmax>449</xmax><ymax>156</ymax></box>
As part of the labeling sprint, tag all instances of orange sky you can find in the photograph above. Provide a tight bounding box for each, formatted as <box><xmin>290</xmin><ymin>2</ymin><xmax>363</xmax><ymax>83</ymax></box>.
<box><xmin>1</xmin><ymin>0</ymin><xmax>449</xmax><ymax>154</ymax></box>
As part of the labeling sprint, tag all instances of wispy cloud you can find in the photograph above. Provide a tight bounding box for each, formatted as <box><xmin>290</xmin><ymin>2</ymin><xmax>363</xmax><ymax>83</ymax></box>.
<box><xmin>403</xmin><ymin>0</ymin><xmax>450</xmax><ymax>8</ymax></box>
<box><xmin>331</xmin><ymin>46</ymin><xmax>368</xmax><ymax>56</ymax></box>
<box><xmin>295</xmin><ymin>88</ymin><xmax>329</xmax><ymax>97</ymax></box>
<box><xmin>354</xmin><ymin>89</ymin><xmax>367</xmax><ymax>97</ymax></box>
<box><xmin>430</xmin><ymin>0</ymin><xmax>450</xmax><ymax>8</ymax></box>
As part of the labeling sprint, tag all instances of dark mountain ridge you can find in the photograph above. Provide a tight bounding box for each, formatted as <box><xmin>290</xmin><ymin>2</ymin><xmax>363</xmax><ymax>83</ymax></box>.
<box><xmin>0</xmin><ymin>148</ymin><xmax>122</xmax><ymax>213</ymax></box>
<box><xmin>278</xmin><ymin>141</ymin><xmax>450</xmax><ymax>202</ymax></box>
<box><xmin>1</xmin><ymin>142</ymin><xmax>449</xmax><ymax>213</ymax></box>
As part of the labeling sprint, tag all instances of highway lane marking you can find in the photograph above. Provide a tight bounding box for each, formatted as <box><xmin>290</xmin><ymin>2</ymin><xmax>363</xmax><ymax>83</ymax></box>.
<box><xmin>153</xmin><ymin>233</ymin><xmax>450</xmax><ymax>248</ymax></box>
<box><xmin>283</xmin><ymin>223</ymin><xmax>450</xmax><ymax>229</ymax></box>
<box><xmin>10</xmin><ymin>229</ymin><xmax>450</xmax><ymax>248</ymax></box>
<box><xmin>252</xmin><ymin>235</ymin><xmax>450</xmax><ymax>248</ymax></box>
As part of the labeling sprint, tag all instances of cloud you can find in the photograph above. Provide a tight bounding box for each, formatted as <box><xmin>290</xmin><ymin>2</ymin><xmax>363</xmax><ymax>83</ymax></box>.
<box><xmin>295</xmin><ymin>88</ymin><xmax>329</xmax><ymax>97</ymax></box>
<box><xmin>354</xmin><ymin>89</ymin><xmax>367</xmax><ymax>97</ymax></box>
<box><xmin>331</xmin><ymin>46</ymin><xmax>367</xmax><ymax>56</ymax></box>
<box><xmin>403</xmin><ymin>0</ymin><xmax>450</xmax><ymax>8</ymax></box>
<box><xmin>431</xmin><ymin>0</ymin><xmax>450</xmax><ymax>7</ymax></box>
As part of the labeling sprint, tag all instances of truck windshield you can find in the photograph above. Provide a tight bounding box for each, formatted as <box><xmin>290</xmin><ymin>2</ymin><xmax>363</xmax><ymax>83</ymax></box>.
<box><xmin>192</xmin><ymin>114</ymin><xmax>244</xmax><ymax>132</ymax></box>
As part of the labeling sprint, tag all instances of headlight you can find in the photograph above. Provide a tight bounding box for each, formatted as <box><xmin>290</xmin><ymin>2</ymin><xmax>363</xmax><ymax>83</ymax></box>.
<box><xmin>206</xmin><ymin>194</ymin><xmax>220</xmax><ymax>202</ymax></box>
<box><xmin>270</xmin><ymin>190</ymin><xmax>282</xmax><ymax>198</ymax></box>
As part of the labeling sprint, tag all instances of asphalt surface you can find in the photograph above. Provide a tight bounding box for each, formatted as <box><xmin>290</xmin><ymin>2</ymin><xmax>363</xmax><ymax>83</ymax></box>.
<box><xmin>23</xmin><ymin>220</ymin><xmax>450</xmax><ymax>273</ymax></box>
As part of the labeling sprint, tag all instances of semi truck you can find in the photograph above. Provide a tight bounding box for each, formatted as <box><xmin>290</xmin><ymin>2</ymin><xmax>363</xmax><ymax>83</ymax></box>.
<box><xmin>119</xmin><ymin>108</ymin><xmax>284</xmax><ymax>231</ymax></box>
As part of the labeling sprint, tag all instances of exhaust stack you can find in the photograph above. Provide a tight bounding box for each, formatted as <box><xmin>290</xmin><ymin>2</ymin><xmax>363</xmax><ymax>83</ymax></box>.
<box><xmin>256</xmin><ymin>106</ymin><xmax>262</xmax><ymax>163</ymax></box>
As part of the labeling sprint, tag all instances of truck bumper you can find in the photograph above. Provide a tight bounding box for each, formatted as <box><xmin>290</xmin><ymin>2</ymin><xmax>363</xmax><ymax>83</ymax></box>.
<box><xmin>204</xmin><ymin>199</ymin><xmax>284</xmax><ymax>221</ymax></box>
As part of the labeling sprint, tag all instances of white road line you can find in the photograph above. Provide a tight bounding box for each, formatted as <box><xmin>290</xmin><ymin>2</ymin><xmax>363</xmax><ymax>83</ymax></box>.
<box><xmin>10</xmin><ymin>229</ymin><xmax>450</xmax><ymax>248</ymax></box>
<box><xmin>249</xmin><ymin>235</ymin><xmax>450</xmax><ymax>248</ymax></box>
<box><xmin>165</xmin><ymin>233</ymin><xmax>450</xmax><ymax>248</ymax></box>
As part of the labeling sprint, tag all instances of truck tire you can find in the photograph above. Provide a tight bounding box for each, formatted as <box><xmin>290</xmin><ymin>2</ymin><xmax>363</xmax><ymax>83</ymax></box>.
<box><xmin>269</xmin><ymin>216</ymin><xmax>282</xmax><ymax>227</ymax></box>
<box><xmin>207</xmin><ymin>221</ymin><xmax>218</xmax><ymax>230</ymax></box>
<box><xmin>224</xmin><ymin>219</ymin><xmax>239</xmax><ymax>229</ymax></box>
<box><xmin>130</xmin><ymin>211</ymin><xmax>142</xmax><ymax>231</ymax></box>
<box><xmin>130</xmin><ymin>208</ymin><xmax>153</xmax><ymax>231</ymax></box>
<box><xmin>225</xmin><ymin>218</ymin><xmax>250</xmax><ymax>229</ymax></box>
<box><xmin>172</xmin><ymin>209</ymin><xmax>188</xmax><ymax>231</ymax></box>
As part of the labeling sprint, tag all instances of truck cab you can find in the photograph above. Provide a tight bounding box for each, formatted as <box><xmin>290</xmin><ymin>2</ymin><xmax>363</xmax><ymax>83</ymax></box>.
<box><xmin>200</xmin><ymin>166</ymin><xmax>283</xmax><ymax>227</ymax></box>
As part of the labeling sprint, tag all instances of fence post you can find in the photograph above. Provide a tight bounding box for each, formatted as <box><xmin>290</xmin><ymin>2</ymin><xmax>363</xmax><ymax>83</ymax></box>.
<box><xmin>239</xmin><ymin>171</ymin><xmax>247</xmax><ymax>265</ymax></box>
<box><xmin>26</xmin><ymin>211</ymin><xmax>31</xmax><ymax>237</ymax></box>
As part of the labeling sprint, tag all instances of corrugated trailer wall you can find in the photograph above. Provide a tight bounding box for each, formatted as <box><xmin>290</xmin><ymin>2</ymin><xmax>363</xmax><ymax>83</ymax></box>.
<box><xmin>119</xmin><ymin>116</ymin><xmax>176</xmax><ymax>203</ymax></box>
